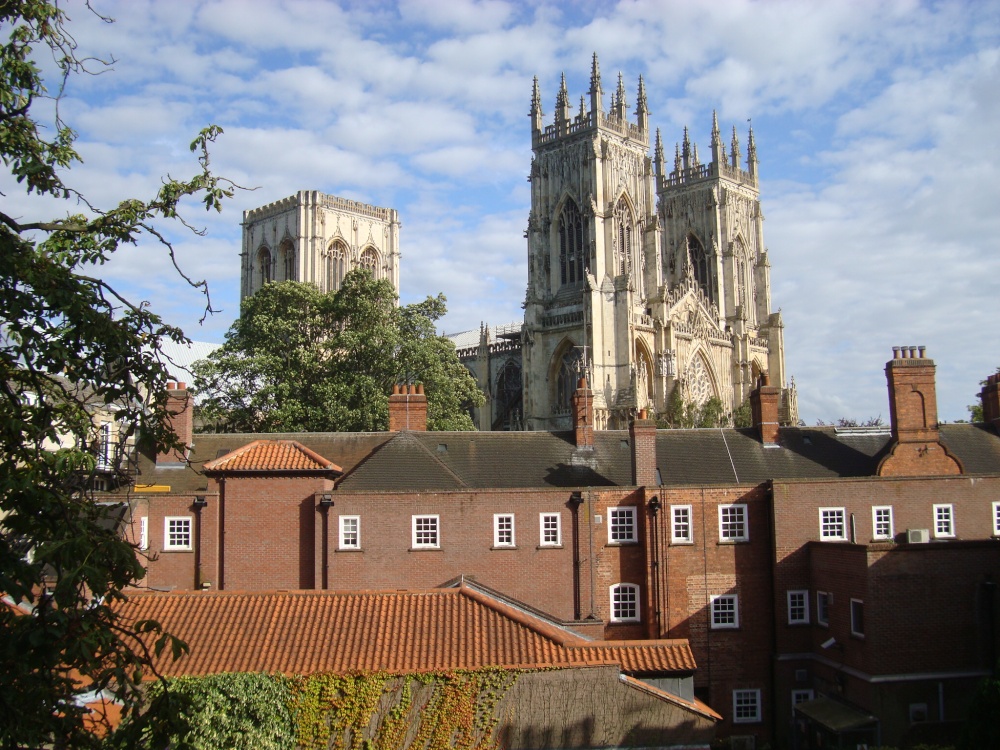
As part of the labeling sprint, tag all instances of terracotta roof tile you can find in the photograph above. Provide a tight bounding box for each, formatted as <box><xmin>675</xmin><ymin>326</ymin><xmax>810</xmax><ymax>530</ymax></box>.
<box><xmin>115</xmin><ymin>587</ymin><xmax>695</xmax><ymax>678</ymax></box>
<box><xmin>202</xmin><ymin>440</ymin><xmax>342</xmax><ymax>474</ymax></box>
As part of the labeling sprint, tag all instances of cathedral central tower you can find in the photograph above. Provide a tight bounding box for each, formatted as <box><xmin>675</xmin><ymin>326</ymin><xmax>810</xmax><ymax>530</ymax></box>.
<box><xmin>522</xmin><ymin>55</ymin><xmax>794</xmax><ymax>430</ymax></box>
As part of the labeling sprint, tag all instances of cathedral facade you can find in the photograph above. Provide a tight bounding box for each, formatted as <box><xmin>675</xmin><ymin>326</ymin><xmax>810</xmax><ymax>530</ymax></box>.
<box><xmin>240</xmin><ymin>190</ymin><xmax>401</xmax><ymax>300</ymax></box>
<box><xmin>518</xmin><ymin>55</ymin><xmax>794</xmax><ymax>431</ymax></box>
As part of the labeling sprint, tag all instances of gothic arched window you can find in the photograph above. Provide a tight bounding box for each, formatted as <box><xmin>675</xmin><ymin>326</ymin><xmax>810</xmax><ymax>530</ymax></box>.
<box><xmin>359</xmin><ymin>247</ymin><xmax>380</xmax><ymax>279</ymax></box>
<box><xmin>279</xmin><ymin>240</ymin><xmax>295</xmax><ymax>282</ymax></box>
<box><xmin>688</xmin><ymin>235</ymin><xmax>712</xmax><ymax>305</ymax></box>
<box><xmin>256</xmin><ymin>246</ymin><xmax>272</xmax><ymax>288</ymax></box>
<box><xmin>494</xmin><ymin>360</ymin><xmax>522</xmax><ymax>430</ymax></box>
<box><xmin>553</xmin><ymin>346</ymin><xmax>582</xmax><ymax>415</ymax></box>
<box><xmin>558</xmin><ymin>200</ymin><xmax>585</xmax><ymax>286</ymax></box>
<box><xmin>326</xmin><ymin>241</ymin><xmax>347</xmax><ymax>292</ymax></box>
<box><xmin>615</xmin><ymin>198</ymin><xmax>634</xmax><ymax>277</ymax></box>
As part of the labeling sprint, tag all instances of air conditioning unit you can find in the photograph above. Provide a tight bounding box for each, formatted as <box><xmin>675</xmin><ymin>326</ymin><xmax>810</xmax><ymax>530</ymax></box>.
<box><xmin>907</xmin><ymin>528</ymin><xmax>930</xmax><ymax>544</ymax></box>
<box><xmin>730</xmin><ymin>736</ymin><xmax>756</xmax><ymax>750</ymax></box>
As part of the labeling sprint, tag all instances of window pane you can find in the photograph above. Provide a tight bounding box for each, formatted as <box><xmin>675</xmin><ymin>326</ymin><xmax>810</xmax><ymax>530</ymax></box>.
<box><xmin>609</xmin><ymin>508</ymin><xmax>636</xmax><ymax>543</ymax></box>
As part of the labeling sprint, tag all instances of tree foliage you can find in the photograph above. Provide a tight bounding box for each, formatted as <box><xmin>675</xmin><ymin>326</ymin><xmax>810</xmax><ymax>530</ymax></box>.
<box><xmin>657</xmin><ymin>388</ymin><xmax>729</xmax><ymax>429</ymax></box>
<box><xmin>193</xmin><ymin>275</ymin><xmax>484</xmax><ymax>433</ymax></box>
<box><xmin>0</xmin><ymin>3</ymin><xmax>235</xmax><ymax>746</ymax></box>
<box><xmin>113</xmin><ymin>673</ymin><xmax>296</xmax><ymax>750</ymax></box>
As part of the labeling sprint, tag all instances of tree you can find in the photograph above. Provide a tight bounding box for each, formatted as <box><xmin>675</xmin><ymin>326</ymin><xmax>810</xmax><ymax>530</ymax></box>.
<box><xmin>193</xmin><ymin>275</ymin><xmax>484</xmax><ymax>433</ymax></box>
<box><xmin>0</xmin><ymin>3</ymin><xmax>236</xmax><ymax>746</ymax></box>
<box><xmin>657</xmin><ymin>387</ymin><xmax>729</xmax><ymax>429</ymax></box>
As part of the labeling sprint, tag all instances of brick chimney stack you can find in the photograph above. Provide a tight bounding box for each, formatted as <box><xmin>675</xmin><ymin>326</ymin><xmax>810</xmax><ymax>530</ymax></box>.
<box><xmin>571</xmin><ymin>377</ymin><xmax>594</xmax><ymax>448</ymax></box>
<box><xmin>629</xmin><ymin>409</ymin><xmax>658</xmax><ymax>487</ymax></box>
<box><xmin>388</xmin><ymin>383</ymin><xmax>428</xmax><ymax>432</ymax></box>
<box><xmin>749</xmin><ymin>372</ymin><xmax>780</xmax><ymax>445</ymax></box>
<box><xmin>980</xmin><ymin>373</ymin><xmax>1000</xmax><ymax>427</ymax></box>
<box><xmin>877</xmin><ymin>346</ymin><xmax>962</xmax><ymax>476</ymax></box>
<box><xmin>156</xmin><ymin>382</ymin><xmax>193</xmax><ymax>465</ymax></box>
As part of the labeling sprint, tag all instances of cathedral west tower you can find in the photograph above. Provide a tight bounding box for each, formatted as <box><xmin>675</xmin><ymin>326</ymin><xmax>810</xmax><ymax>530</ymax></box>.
<box><xmin>522</xmin><ymin>55</ymin><xmax>795</xmax><ymax>430</ymax></box>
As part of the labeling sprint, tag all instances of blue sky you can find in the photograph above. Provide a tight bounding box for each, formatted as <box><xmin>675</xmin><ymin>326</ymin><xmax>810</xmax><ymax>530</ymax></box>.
<box><xmin>7</xmin><ymin>0</ymin><xmax>998</xmax><ymax>423</ymax></box>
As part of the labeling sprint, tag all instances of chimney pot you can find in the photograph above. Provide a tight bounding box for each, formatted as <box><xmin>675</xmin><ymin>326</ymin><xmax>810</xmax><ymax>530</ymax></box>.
<box><xmin>893</xmin><ymin>347</ymin><xmax>901</xmax><ymax>359</ymax></box>
<box><xmin>918</xmin><ymin>346</ymin><xmax>926</xmax><ymax>359</ymax></box>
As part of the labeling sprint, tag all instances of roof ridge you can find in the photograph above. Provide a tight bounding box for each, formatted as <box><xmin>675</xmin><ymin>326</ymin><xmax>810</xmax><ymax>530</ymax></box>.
<box><xmin>457</xmin><ymin>583</ymin><xmax>583</xmax><ymax>647</ymax></box>
<box><xmin>203</xmin><ymin>438</ymin><xmax>342</xmax><ymax>473</ymax></box>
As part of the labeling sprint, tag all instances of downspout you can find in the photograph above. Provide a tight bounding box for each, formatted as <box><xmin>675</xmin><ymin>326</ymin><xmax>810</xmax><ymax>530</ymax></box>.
<box><xmin>588</xmin><ymin>488</ymin><xmax>596</xmax><ymax>619</ymax></box>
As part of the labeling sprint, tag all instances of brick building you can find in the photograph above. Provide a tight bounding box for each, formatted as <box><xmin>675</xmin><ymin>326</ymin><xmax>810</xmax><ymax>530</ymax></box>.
<box><xmin>121</xmin><ymin>349</ymin><xmax>1000</xmax><ymax>748</ymax></box>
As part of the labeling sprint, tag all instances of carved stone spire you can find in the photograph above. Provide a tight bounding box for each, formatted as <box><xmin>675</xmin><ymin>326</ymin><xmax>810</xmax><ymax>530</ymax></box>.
<box><xmin>635</xmin><ymin>75</ymin><xmax>648</xmax><ymax>133</ymax></box>
<box><xmin>682</xmin><ymin>126</ymin><xmax>691</xmax><ymax>171</ymax></box>
<box><xmin>654</xmin><ymin>128</ymin><xmax>665</xmax><ymax>178</ymax></box>
<box><xmin>614</xmin><ymin>71</ymin><xmax>628</xmax><ymax>120</ymax></box>
<box><xmin>530</xmin><ymin>75</ymin><xmax>544</xmax><ymax>133</ymax></box>
<box><xmin>555</xmin><ymin>72</ymin><xmax>571</xmax><ymax>127</ymax></box>
<box><xmin>674</xmin><ymin>142</ymin><xmax>682</xmax><ymax>175</ymax></box>
<box><xmin>711</xmin><ymin>110</ymin><xmax>725</xmax><ymax>166</ymax></box>
<box><xmin>730</xmin><ymin>125</ymin><xmax>741</xmax><ymax>169</ymax></box>
<box><xmin>747</xmin><ymin>122</ymin><xmax>758</xmax><ymax>178</ymax></box>
<box><xmin>589</xmin><ymin>52</ymin><xmax>603</xmax><ymax>115</ymax></box>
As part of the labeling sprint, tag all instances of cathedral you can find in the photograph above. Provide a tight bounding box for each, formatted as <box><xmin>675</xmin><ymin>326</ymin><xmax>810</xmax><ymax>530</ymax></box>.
<box><xmin>240</xmin><ymin>190</ymin><xmax>401</xmax><ymax>299</ymax></box>
<box><xmin>462</xmin><ymin>55</ymin><xmax>795</xmax><ymax>431</ymax></box>
<box><xmin>239</xmin><ymin>55</ymin><xmax>796</xmax><ymax>432</ymax></box>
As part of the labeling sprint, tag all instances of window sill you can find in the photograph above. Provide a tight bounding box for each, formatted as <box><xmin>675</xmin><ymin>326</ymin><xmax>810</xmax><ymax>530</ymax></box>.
<box><xmin>490</xmin><ymin>545</ymin><xmax>518</xmax><ymax>551</ymax></box>
<box><xmin>537</xmin><ymin>544</ymin><xmax>563</xmax><ymax>550</ymax></box>
<box><xmin>607</xmin><ymin>540</ymin><xmax>639</xmax><ymax>547</ymax></box>
<box><xmin>336</xmin><ymin>548</ymin><xmax>364</xmax><ymax>553</ymax></box>
<box><xmin>709</xmin><ymin>625</ymin><xmax>740</xmax><ymax>631</ymax></box>
<box><xmin>718</xmin><ymin>539</ymin><xmax>750</xmax><ymax>545</ymax></box>
<box><xmin>670</xmin><ymin>540</ymin><xmax>694</xmax><ymax>546</ymax></box>
<box><xmin>161</xmin><ymin>548</ymin><xmax>193</xmax><ymax>554</ymax></box>
<box><xmin>409</xmin><ymin>547</ymin><xmax>442</xmax><ymax>552</ymax></box>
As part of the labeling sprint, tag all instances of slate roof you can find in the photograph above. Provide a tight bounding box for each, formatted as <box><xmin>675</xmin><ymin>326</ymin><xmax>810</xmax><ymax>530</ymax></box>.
<box><xmin>202</xmin><ymin>439</ymin><xmax>342</xmax><ymax>474</ymax></box>
<box><xmin>130</xmin><ymin>422</ymin><xmax>1000</xmax><ymax>494</ymax></box>
<box><xmin>115</xmin><ymin>585</ymin><xmax>696</xmax><ymax>678</ymax></box>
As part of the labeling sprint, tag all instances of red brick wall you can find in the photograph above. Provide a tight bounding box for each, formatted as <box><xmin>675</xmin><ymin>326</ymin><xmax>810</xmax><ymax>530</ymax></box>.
<box><xmin>157</xmin><ymin>383</ymin><xmax>193</xmax><ymax>464</ymax></box>
<box><xmin>217</xmin><ymin>474</ymin><xmax>328</xmax><ymax>590</ymax></box>
<box><xmin>646</xmin><ymin>484</ymin><xmax>775</xmax><ymax>740</ymax></box>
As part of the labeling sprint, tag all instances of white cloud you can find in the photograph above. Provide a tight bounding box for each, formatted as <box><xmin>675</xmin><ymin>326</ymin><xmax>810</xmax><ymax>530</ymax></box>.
<box><xmin>11</xmin><ymin>0</ymin><xmax>996</xmax><ymax>425</ymax></box>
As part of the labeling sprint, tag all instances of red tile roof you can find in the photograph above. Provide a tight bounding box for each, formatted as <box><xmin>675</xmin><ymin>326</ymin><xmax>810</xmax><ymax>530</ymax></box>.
<box><xmin>116</xmin><ymin>586</ymin><xmax>696</xmax><ymax>678</ymax></box>
<box><xmin>203</xmin><ymin>440</ymin><xmax>342</xmax><ymax>474</ymax></box>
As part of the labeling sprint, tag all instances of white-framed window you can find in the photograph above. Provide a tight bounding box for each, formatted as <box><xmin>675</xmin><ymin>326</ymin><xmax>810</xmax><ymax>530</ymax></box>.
<box><xmin>164</xmin><ymin>517</ymin><xmax>192</xmax><ymax>551</ymax></box>
<box><xmin>816</xmin><ymin>591</ymin><xmax>831</xmax><ymax>626</ymax></box>
<box><xmin>733</xmin><ymin>689</ymin><xmax>761</xmax><ymax>723</ymax></box>
<box><xmin>493</xmin><ymin>513</ymin><xmax>515</xmax><ymax>547</ymax></box>
<box><xmin>792</xmin><ymin>689</ymin><xmax>815</xmax><ymax>707</ymax></box>
<box><xmin>339</xmin><ymin>516</ymin><xmax>360</xmax><ymax>549</ymax></box>
<box><xmin>993</xmin><ymin>502</ymin><xmax>1000</xmax><ymax>536</ymax></box>
<box><xmin>540</xmin><ymin>512</ymin><xmax>561</xmax><ymax>546</ymax></box>
<box><xmin>819</xmin><ymin>507</ymin><xmax>847</xmax><ymax>540</ymax></box>
<box><xmin>850</xmin><ymin>598</ymin><xmax>865</xmax><ymax>637</ymax></box>
<box><xmin>412</xmin><ymin>515</ymin><xmax>440</xmax><ymax>549</ymax></box>
<box><xmin>139</xmin><ymin>516</ymin><xmax>148</xmax><ymax>551</ymax></box>
<box><xmin>671</xmin><ymin>504</ymin><xmax>692</xmax><ymax>543</ymax></box>
<box><xmin>787</xmin><ymin>590</ymin><xmax>809</xmax><ymax>624</ymax></box>
<box><xmin>933</xmin><ymin>504</ymin><xmax>955</xmax><ymax>538</ymax></box>
<box><xmin>608</xmin><ymin>507</ymin><xmax>637</xmax><ymax>543</ymax></box>
<box><xmin>872</xmin><ymin>506</ymin><xmax>894</xmax><ymax>540</ymax></box>
<box><xmin>610</xmin><ymin>583</ymin><xmax>640</xmax><ymax>622</ymax></box>
<box><xmin>97</xmin><ymin>422</ymin><xmax>113</xmax><ymax>469</ymax></box>
<box><xmin>710</xmin><ymin>594</ymin><xmax>739</xmax><ymax>629</ymax></box>
<box><xmin>718</xmin><ymin>504</ymin><xmax>748</xmax><ymax>542</ymax></box>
